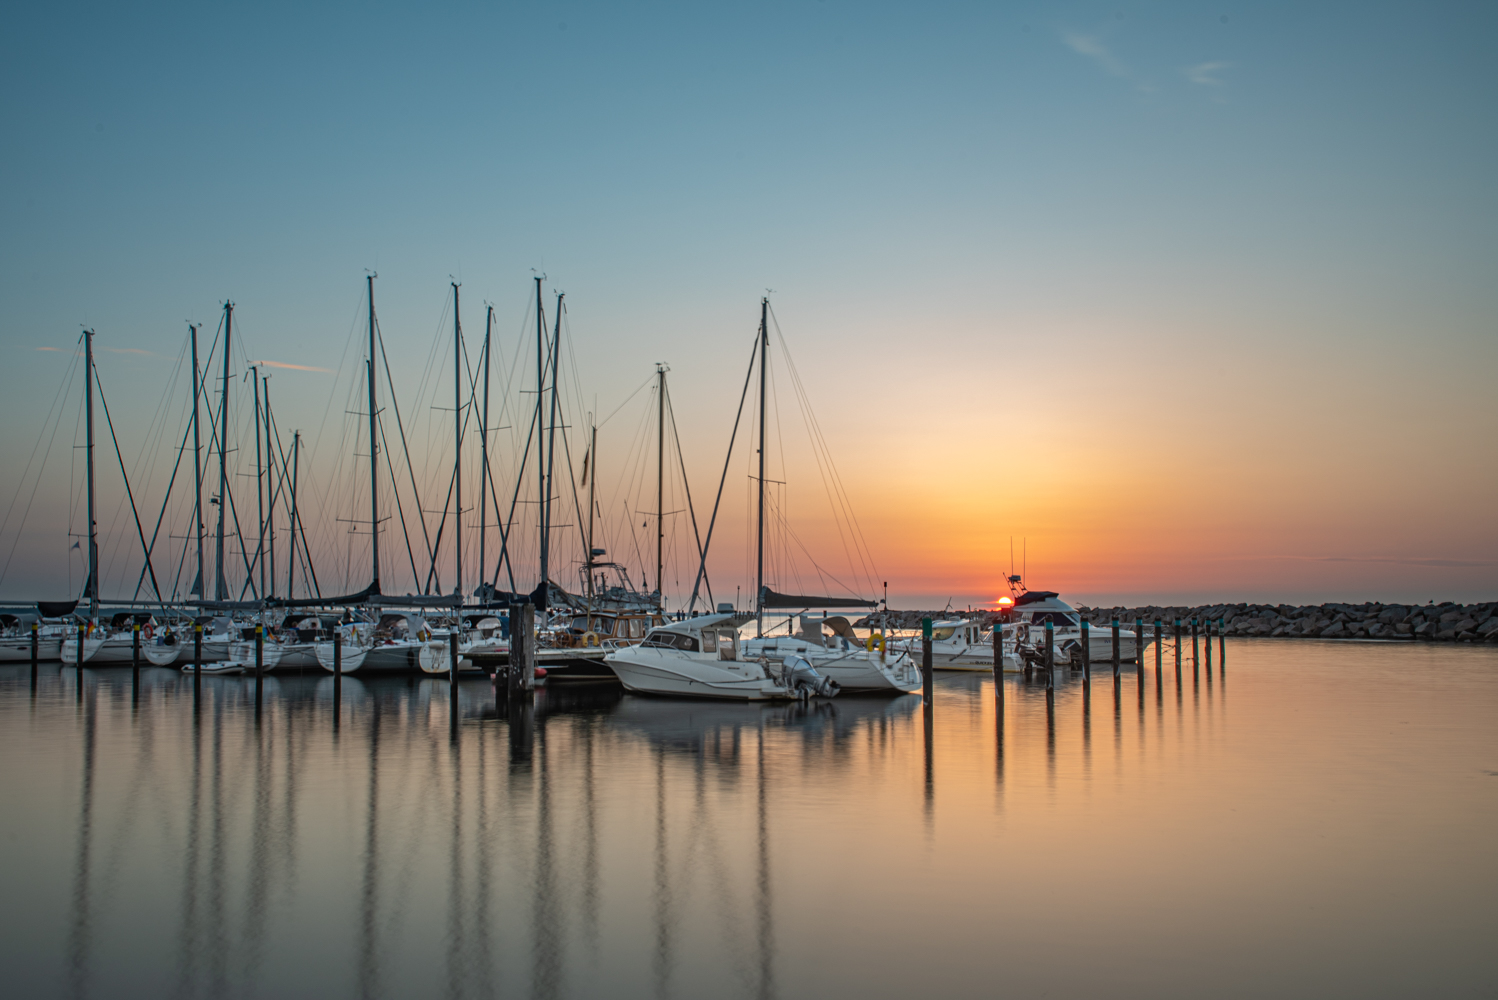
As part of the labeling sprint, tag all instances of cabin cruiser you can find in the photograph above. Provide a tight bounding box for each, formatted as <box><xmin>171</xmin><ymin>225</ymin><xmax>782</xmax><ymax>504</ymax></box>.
<box><xmin>605</xmin><ymin>613</ymin><xmax>838</xmax><ymax>701</ymax></box>
<box><xmin>1008</xmin><ymin>591</ymin><xmax>1149</xmax><ymax>662</ymax></box>
<box><xmin>894</xmin><ymin>619</ymin><xmax>1023</xmax><ymax>672</ymax></box>
<box><xmin>744</xmin><ymin>614</ymin><xmax>921</xmax><ymax>693</ymax></box>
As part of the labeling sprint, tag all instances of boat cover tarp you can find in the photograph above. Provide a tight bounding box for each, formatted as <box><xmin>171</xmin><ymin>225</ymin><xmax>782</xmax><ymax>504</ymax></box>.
<box><xmin>37</xmin><ymin>600</ymin><xmax>79</xmax><ymax>617</ymax></box>
<box><xmin>759</xmin><ymin>586</ymin><xmax>876</xmax><ymax>610</ymax></box>
<box><xmin>1013</xmin><ymin>591</ymin><xmax>1060</xmax><ymax>606</ymax></box>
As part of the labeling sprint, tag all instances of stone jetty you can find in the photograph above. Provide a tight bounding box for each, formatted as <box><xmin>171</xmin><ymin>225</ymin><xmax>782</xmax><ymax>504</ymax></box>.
<box><xmin>859</xmin><ymin>601</ymin><xmax>1498</xmax><ymax>643</ymax></box>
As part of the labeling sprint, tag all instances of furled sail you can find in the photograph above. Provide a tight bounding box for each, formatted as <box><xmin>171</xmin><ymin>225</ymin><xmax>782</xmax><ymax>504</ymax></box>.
<box><xmin>759</xmin><ymin>586</ymin><xmax>876</xmax><ymax>610</ymax></box>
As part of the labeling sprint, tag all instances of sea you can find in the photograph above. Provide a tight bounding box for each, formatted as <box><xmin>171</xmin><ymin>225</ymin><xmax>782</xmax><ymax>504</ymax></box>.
<box><xmin>2</xmin><ymin>639</ymin><xmax>1495</xmax><ymax>999</ymax></box>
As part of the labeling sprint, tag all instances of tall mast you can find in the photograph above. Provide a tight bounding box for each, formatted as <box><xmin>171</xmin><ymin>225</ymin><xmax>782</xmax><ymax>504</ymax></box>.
<box><xmin>288</xmin><ymin>431</ymin><xmax>299</xmax><ymax>599</ymax></box>
<box><xmin>264</xmin><ymin>374</ymin><xmax>275</xmax><ymax>599</ymax></box>
<box><xmin>216</xmin><ymin>302</ymin><xmax>231</xmax><ymax>601</ymax></box>
<box><xmin>252</xmin><ymin>366</ymin><xmax>264</xmax><ymax>600</ymax></box>
<box><xmin>452</xmin><ymin>281</ymin><xmax>463</xmax><ymax>603</ymax></box>
<box><xmin>479</xmin><ymin>304</ymin><xmax>492</xmax><ymax>601</ymax></box>
<box><xmin>755</xmin><ymin>298</ymin><xmax>768</xmax><ymax>636</ymax></box>
<box><xmin>543</xmin><ymin>293</ymin><xmax>563</xmax><ymax>600</ymax></box>
<box><xmin>586</xmin><ymin>421</ymin><xmax>596</xmax><ymax>601</ymax></box>
<box><xmin>656</xmin><ymin>363</ymin><xmax>665</xmax><ymax>609</ymax></box>
<box><xmin>83</xmin><ymin>329</ymin><xmax>99</xmax><ymax>620</ymax></box>
<box><xmin>189</xmin><ymin>324</ymin><xmax>205</xmax><ymax>600</ymax></box>
<box><xmin>367</xmin><ymin>275</ymin><xmax>380</xmax><ymax>595</ymax></box>
<box><xmin>534</xmin><ymin>276</ymin><xmax>546</xmax><ymax>595</ymax></box>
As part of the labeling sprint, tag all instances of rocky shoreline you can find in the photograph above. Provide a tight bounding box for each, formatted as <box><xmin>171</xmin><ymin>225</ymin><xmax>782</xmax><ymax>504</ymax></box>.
<box><xmin>860</xmin><ymin>601</ymin><xmax>1498</xmax><ymax>643</ymax></box>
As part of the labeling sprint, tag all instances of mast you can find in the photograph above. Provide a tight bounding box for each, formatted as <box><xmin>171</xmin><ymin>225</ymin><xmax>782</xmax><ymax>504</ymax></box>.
<box><xmin>189</xmin><ymin>325</ymin><xmax>205</xmax><ymax>600</ymax></box>
<box><xmin>252</xmin><ymin>366</ymin><xmax>264</xmax><ymax>600</ymax></box>
<box><xmin>452</xmin><ymin>281</ymin><xmax>463</xmax><ymax>603</ymax></box>
<box><xmin>543</xmin><ymin>292</ymin><xmax>563</xmax><ymax>601</ymax></box>
<box><xmin>264</xmin><ymin>374</ymin><xmax>275</xmax><ymax>599</ymax></box>
<box><xmin>216</xmin><ymin>302</ymin><xmax>231</xmax><ymax>601</ymax></box>
<box><xmin>367</xmin><ymin>275</ymin><xmax>380</xmax><ymax>595</ymax></box>
<box><xmin>534</xmin><ymin>276</ymin><xmax>546</xmax><ymax>596</ymax></box>
<box><xmin>656</xmin><ymin>363</ymin><xmax>665</xmax><ymax>609</ymax></box>
<box><xmin>479</xmin><ymin>304</ymin><xmax>492</xmax><ymax>601</ymax></box>
<box><xmin>288</xmin><ymin>431</ymin><xmax>299</xmax><ymax>599</ymax></box>
<box><xmin>83</xmin><ymin>329</ymin><xmax>99</xmax><ymax>620</ymax></box>
<box><xmin>586</xmin><ymin>421</ymin><xmax>596</xmax><ymax>601</ymax></box>
<box><xmin>755</xmin><ymin>298</ymin><xmax>767</xmax><ymax>636</ymax></box>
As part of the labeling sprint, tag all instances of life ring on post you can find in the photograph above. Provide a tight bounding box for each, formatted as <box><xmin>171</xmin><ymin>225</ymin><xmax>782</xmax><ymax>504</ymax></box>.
<box><xmin>866</xmin><ymin>633</ymin><xmax>885</xmax><ymax>652</ymax></box>
<box><xmin>142</xmin><ymin>623</ymin><xmax>154</xmax><ymax>641</ymax></box>
<box><xmin>582</xmin><ymin>631</ymin><xmax>601</xmax><ymax>648</ymax></box>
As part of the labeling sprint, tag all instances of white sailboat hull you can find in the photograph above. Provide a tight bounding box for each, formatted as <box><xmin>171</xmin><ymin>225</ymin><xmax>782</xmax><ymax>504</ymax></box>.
<box><xmin>0</xmin><ymin>637</ymin><xmax>63</xmax><ymax>661</ymax></box>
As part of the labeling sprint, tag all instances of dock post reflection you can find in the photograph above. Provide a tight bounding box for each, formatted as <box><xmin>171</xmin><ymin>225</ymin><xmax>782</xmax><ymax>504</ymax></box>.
<box><xmin>30</xmin><ymin>621</ymin><xmax>38</xmax><ymax>695</ymax></box>
<box><xmin>1154</xmin><ymin>620</ymin><xmax>1163</xmax><ymax>702</ymax></box>
<box><xmin>756</xmin><ymin>729</ymin><xmax>776</xmax><ymax>1000</ymax></box>
<box><xmin>923</xmin><ymin>692</ymin><xmax>934</xmax><ymax>808</ymax></box>
<box><xmin>357</xmin><ymin>700</ymin><xmax>382</xmax><ymax>1000</ymax></box>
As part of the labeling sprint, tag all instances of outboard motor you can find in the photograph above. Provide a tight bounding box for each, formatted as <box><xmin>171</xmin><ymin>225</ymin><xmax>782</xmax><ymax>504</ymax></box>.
<box><xmin>782</xmin><ymin>656</ymin><xmax>839</xmax><ymax>699</ymax></box>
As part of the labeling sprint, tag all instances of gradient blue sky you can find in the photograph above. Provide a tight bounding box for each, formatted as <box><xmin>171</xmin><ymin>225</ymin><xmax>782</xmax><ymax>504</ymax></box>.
<box><xmin>2</xmin><ymin>1</ymin><xmax>1494</xmax><ymax>608</ymax></box>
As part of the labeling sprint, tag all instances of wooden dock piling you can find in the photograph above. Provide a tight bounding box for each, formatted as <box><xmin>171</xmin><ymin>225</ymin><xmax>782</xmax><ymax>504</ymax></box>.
<box><xmin>1134</xmin><ymin>617</ymin><xmax>1144</xmax><ymax>681</ymax></box>
<box><xmin>1111</xmin><ymin>619</ymin><xmax>1121</xmax><ymax>680</ymax></box>
<box><xmin>1044</xmin><ymin>620</ymin><xmax>1054</xmax><ymax>692</ymax></box>
<box><xmin>992</xmin><ymin>621</ymin><xmax>1004</xmax><ymax>709</ymax></box>
<box><xmin>449</xmin><ymin>630</ymin><xmax>460</xmax><ymax>738</ymax></box>
<box><xmin>332</xmin><ymin>630</ymin><xmax>342</xmax><ymax>730</ymax></box>
<box><xmin>1191</xmin><ymin>619</ymin><xmax>1199</xmax><ymax>680</ymax></box>
<box><xmin>921</xmin><ymin>617</ymin><xmax>934</xmax><ymax>703</ymax></box>
<box><xmin>1218</xmin><ymin>619</ymin><xmax>1226</xmax><ymax>670</ymax></box>
<box><xmin>30</xmin><ymin>622</ymin><xmax>38</xmax><ymax>692</ymax></box>
<box><xmin>1081</xmin><ymin>619</ymin><xmax>1091</xmax><ymax>686</ymax></box>
<box><xmin>1173</xmin><ymin>619</ymin><xmax>1182</xmax><ymax>683</ymax></box>
<box><xmin>510</xmin><ymin>603</ymin><xmax>535</xmax><ymax>696</ymax></box>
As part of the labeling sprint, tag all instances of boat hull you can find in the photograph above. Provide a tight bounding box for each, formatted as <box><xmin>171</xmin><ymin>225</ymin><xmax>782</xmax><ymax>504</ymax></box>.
<box><xmin>0</xmin><ymin>637</ymin><xmax>63</xmax><ymax>661</ymax></box>
<box><xmin>746</xmin><ymin>639</ymin><xmax>921</xmax><ymax>692</ymax></box>
<box><xmin>605</xmin><ymin>647</ymin><xmax>791</xmax><ymax>701</ymax></box>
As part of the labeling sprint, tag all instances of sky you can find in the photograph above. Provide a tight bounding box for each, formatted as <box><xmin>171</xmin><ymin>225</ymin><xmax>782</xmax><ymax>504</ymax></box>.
<box><xmin>1</xmin><ymin>0</ymin><xmax>1494</xmax><ymax>611</ymax></box>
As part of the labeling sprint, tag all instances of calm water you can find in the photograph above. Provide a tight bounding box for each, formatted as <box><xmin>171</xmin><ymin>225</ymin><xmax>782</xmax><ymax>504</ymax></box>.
<box><xmin>2</xmin><ymin>640</ymin><xmax>1496</xmax><ymax>999</ymax></box>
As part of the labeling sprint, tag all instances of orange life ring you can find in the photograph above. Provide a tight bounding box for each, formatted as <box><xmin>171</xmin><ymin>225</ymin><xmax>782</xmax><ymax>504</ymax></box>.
<box><xmin>142</xmin><ymin>623</ymin><xmax>155</xmax><ymax>640</ymax></box>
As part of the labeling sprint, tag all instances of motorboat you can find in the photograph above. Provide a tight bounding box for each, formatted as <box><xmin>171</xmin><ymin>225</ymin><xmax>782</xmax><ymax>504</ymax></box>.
<box><xmin>1007</xmin><ymin>591</ymin><xmax>1150</xmax><ymax>663</ymax></box>
<box><xmin>894</xmin><ymin>618</ymin><xmax>1023</xmax><ymax>672</ymax></box>
<box><xmin>744</xmin><ymin>614</ymin><xmax>921</xmax><ymax>693</ymax></box>
<box><xmin>605</xmin><ymin>613</ymin><xmax>838</xmax><ymax>701</ymax></box>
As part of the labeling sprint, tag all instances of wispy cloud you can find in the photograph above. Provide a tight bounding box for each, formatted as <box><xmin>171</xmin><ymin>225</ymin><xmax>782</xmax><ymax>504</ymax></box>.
<box><xmin>1064</xmin><ymin>33</ymin><xmax>1129</xmax><ymax>78</ymax></box>
<box><xmin>1184</xmin><ymin>61</ymin><xmax>1230</xmax><ymax>86</ymax></box>
<box><xmin>253</xmin><ymin>359</ymin><xmax>333</xmax><ymax>374</ymax></box>
<box><xmin>104</xmin><ymin>347</ymin><xmax>151</xmax><ymax>355</ymax></box>
<box><xmin>1062</xmin><ymin>31</ymin><xmax>1155</xmax><ymax>92</ymax></box>
<box><xmin>1238</xmin><ymin>555</ymin><xmax>1497</xmax><ymax>568</ymax></box>
<box><xmin>36</xmin><ymin>346</ymin><xmax>64</xmax><ymax>352</ymax></box>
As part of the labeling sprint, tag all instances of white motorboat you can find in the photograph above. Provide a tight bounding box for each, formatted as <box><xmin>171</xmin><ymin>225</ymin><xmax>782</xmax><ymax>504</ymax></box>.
<box><xmin>894</xmin><ymin>618</ymin><xmax>1024</xmax><ymax>672</ymax></box>
<box><xmin>744</xmin><ymin>614</ymin><xmax>921</xmax><ymax>693</ymax></box>
<box><xmin>1006</xmin><ymin>591</ymin><xmax>1151</xmax><ymax>663</ymax></box>
<box><xmin>605</xmin><ymin>613</ymin><xmax>837</xmax><ymax>701</ymax></box>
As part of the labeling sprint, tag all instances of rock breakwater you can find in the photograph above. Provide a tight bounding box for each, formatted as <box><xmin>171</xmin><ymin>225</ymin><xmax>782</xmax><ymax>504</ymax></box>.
<box><xmin>860</xmin><ymin>601</ymin><xmax>1498</xmax><ymax>643</ymax></box>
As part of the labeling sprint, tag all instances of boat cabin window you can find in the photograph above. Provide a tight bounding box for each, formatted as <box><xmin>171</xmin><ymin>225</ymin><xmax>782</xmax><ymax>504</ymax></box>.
<box><xmin>701</xmin><ymin>630</ymin><xmax>717</xmax><ymax>653</ymax></box>
<box><xmin>931</xmin><ymin>626</ymin><xmax>957</xmax><ymax>641</ymax></box>
<box><xmin>628</xmin><ymin>618</ymin><xmax>645</xmax><ymax>638</ymax></box>
<box><xmin>1029</xmin><ymin>612</ymin><xmax>1079</xmax><ymax>627</ymax></box>
<box><xmin>718</xmin><ymin>631</ymin><xmax>737</xmax><ymax>660</ymax></box>
<box><xmin>643</xmin><ymin>630</ymin><xmax>698</xmax><ymax>652</ymax></box>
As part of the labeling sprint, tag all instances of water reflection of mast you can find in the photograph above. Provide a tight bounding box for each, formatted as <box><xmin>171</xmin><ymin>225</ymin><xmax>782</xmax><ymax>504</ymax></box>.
<box><xmin>652</xmin><ymin>748</ymin><xmax>672</xmax><ymax>999</ymax></box>
<box><xmin>755</xmin><ymin>729</ymin><xmax>775</xmax><ymax>1000</ymax></box>
<box><xmin>357</xmin><ymin>701</ymin><xmax>381</xmax><ymax>999</ymax></box>
<box><xmin>532</xmin><ymin>714</ymin><xmax>561</xmax><ymax>999</ymax></box>
<box><xmin>65</xmin><ymin>681</ymin><xmax>96</xmax><ymax>1000</ymax></box>
<box><xmin>447</xmin><ymin>704</ymin><xmax>467</xmax><ymax>1000</ymax></box>
<box><xmin>173</xmin><ymin>688</ymin><xmax>204</xmax><ymax>999</ymax></box>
